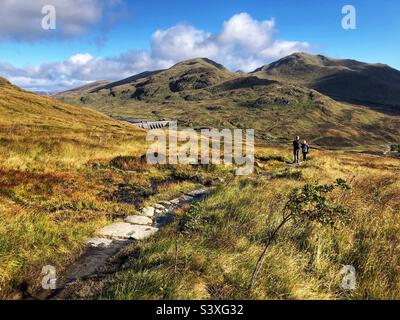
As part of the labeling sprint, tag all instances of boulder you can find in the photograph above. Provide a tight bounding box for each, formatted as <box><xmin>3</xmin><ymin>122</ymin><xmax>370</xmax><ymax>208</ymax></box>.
<box><xmin>185</xmin><ymin>188</ymin><xmax>210</xmax><ymax>197</ymax></box>
<box><xmin>170</xmin><ymin>198</ymin><xmax>181</xmax><ymax>205</ymax></box>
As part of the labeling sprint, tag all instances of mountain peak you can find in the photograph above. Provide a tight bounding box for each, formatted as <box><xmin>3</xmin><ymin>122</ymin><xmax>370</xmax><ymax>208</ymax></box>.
<box><xmin>252</xmin><ymin>53</ymin><xmax>400</xmax><ymax>112</ymax></box>
<box><xmin>172</xmin><ymin>57</ymin><xmax>227</xmax><ymax>71</ymax></box>
<box><xmin>270</xmin><ymin>53</ymin><xmax>336</xmax><ymax>68</ymax></box>
<box><xmin>252</xmin><ymin>53</ymin><xmax>371</xmax><ymax>74</ymax></box>
<box><xmin>287</xmin><ymin>52</ymin><xmax>315</xmax><ymax>59</ymax></box>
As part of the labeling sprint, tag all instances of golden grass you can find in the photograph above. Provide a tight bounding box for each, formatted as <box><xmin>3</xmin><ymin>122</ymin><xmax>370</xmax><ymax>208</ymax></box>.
<box><xmin>1</xmin><ymin>81</ymin><xmax>399</xmax><ymax>299</ymax></box>
<box><xmin>84</xmin><ymin>147</ymin><xmax>400</xmax><ymax>300</ymax></box>
<box><xmin>0</xmin><ymin>84</ymin><xmax>214</xmax><ymax>299</ymax></box>
<box><xmin>0</xmin><ymin>123</ymin><xmax>148</xmax><ymax>298</ymax></box>
<box><xmin>0</xmin><ymin>124</ymin><xmax>230</xmax><ymax>298</ymax></box>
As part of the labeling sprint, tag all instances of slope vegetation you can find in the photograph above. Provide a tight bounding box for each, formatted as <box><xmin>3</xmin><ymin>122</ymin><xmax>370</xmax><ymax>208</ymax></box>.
<box><xmin>55</xmin><ymin>58</ymin><xmax>400</xmax><ymax>147</ymax></box>
<box><xmin>0</xmin><ymin>76</ymin><xmax>230</xmax><ymax>299</ymax></box>
<box><xmin>55</xmin><ymin>146</ymin><xmax>400</xmax><ymax>300</ymax></box>
<box><xmin>252</xmin><ymin>53</ymin><xmax>400</xmax><ymax>113</ymax></box>
<box><xmin>0</xmin><ymin>78</ymin><xmax>148</xmax><ymax>298</ymax></box>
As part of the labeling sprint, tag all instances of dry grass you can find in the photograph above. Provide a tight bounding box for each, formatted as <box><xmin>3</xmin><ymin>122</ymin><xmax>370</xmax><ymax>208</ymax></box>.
<box><xmin>0</xmin><ymin>90</ymin><xmax>145</xmax><ymax>298</ymax></box>
<box><xmin>0</xmin><ymin>83</ymin><xmax>232</xmax><ymax>299</ymax></box>
<box><xmin>74</xmin><ymin>146</ymin><xmax>400</xmax><ymax>300</ymax></box>
<box><xmin>1</xmin><ymin>80</ymin><xmax>399</xmax><ymax>300</ymax></box>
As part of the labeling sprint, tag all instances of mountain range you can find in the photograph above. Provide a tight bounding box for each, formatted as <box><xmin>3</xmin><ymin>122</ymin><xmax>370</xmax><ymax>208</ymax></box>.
<box><xmin>252</xmin><ymin>53</ymin><xmax>400</xmax><ymax>114</ymax></box>
<box><xmin>54</xmin><ymin>53</ymin><xmax>400</xmax><ymax>147</ymax></box>
<box><xmin>1</xmin><ymin>54</ymin><xmax>399</xmax><ymax>300</ymax></box>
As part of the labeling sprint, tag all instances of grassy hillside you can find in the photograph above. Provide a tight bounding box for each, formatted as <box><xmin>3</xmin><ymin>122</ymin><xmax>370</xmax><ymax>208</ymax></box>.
<box><xmin>0</xmin><ymin>77</ymin><xmax>140</xmax><ymax>298</ymax></box>
<box><xmin>59</xmin><ymin>80</ymin><xmax>112</xmax><ymax>95</ymax></box>
<box><xmin>0</xmin><ymin>78</ymin><xmax>223</xmax><ymax>299</ymax></box>
<box><xmin>2</xmin><ymin>76</ymin><xmax>400</xmax><ymax>300</ymax></box>
<box><xmin>252</xmin><ymin>53</ymin><xmax>400</xmax><ymax>113</ymax></box>
<box><xmin>55</xmin><ymin>58</ymin><xmax>400</xmax><ymax>148</ymax></box>
<box><xmin>56</xmin><ymin>146</ymin><xmax>400</xmax><ymax>300</ymax></box>
<box><xmin>0</xmin><ymin>77</ymin><xmax>148</xmax><ymax>169</ymax></box>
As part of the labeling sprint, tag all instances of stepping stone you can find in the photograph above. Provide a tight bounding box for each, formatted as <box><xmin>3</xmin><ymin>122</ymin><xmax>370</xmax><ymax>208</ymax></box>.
<box><xmin>159</xmin><ymin>200</ymin><xmax>172</xmax><ymax>206</ymax></box>
<box><xmin>57</xmin><ymin>186</ymin><xmax>214</xmax><ymax>297</ymax></box>
<box><xmin>98</xmin><ymin>222</ymin><xmax>159</xmax><ymax>240</ymax></box>
<box><xmin>125</xmin><ymin>215</ymin><xmax>153</xmax><ymax>225</ymax></box>
<box><xmin>86</xmin><ymin>238</ymin><xmax>115</xmax><ymax>248</ymax></box>
<box><xmin>179</xmin><ymin>195</ymin><xmax>195</xmax><ymax>202</ymax></box>
<box><xmin>153</xmin><ymin>203</ymin><xmax>166</xmax><ymax>210</ymax></box>
<box><xmin>60</xmin><ymin>239</ymin><xmax>129</xmax><ymax>289</ymax></box>
<box><xmin>185</xmin><ymin>188</ymin><xmax>210</xmax><ymax>197</ymax></box>
<box><xmin>141</xmin><ymin>206</ymin><xmax>155</xmax><ymax>217</ymax></box>
<box><xmin>170</xmin><ymin>198</ymin><xmax>180</xmax><ymax>205</ymax></box>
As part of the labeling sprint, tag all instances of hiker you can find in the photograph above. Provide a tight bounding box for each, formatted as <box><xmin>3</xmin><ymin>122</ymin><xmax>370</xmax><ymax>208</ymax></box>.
<box><xmin>301</xmin><ymin>140</ymin><xmax>310</xmax><ymax>161</ymax></box>
<box><xmin>293</xmin><ymin>136</ymin><xmax>301</xmax><ymax>164</ymax></box>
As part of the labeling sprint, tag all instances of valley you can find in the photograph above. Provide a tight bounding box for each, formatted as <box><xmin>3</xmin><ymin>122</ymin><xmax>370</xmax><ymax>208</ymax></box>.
<box><xmin>55</xmin><ymin>54</ymin><xmax>400</xmax><ymax>148</ymax></box>
<box><xmin>1</xmin><ymin>52</ymin><xmax>400</xmax><ymax>300</ymax></box>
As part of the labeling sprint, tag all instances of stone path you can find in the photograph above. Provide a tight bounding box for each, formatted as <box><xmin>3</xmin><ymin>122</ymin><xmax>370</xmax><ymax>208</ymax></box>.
<box><xmin>41</xmin><ymin>187</ymin><xmax>212</xmax><ymax>299</ymax></box>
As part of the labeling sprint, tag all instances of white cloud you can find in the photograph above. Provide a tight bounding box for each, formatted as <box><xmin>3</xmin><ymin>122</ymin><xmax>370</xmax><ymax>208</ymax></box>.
<box><xmin>151</xmin><ymin>24</ymin><xmax>218</xmax><ymax>63</ymax></box>
<box><xmin>68</xmin><ymin>53</ymin><xmax>94</xmax><ymax>65</ymax></box>
<box><xmin>0</xmin><ymin>0</ymin><xmax>124</xmax><ymax>41</ymax></box>
<box><xmin>0</xmin><ymin>50</ymin><xmax>157</xmax><ymax>92</ymax></box>
<box><xmin>149</xmin><ymin>13</ymin><xmax>310</xmax><ymax>72</ymax></box>
<box><xmin>218</xmin><ymin>13</ymin><xmax>275</xmax><ymax>51</ymax></box>
<box><xmin>0</xmin><ymin>12</ymin><xmax>310</xmax><ymax>92</ymax></box>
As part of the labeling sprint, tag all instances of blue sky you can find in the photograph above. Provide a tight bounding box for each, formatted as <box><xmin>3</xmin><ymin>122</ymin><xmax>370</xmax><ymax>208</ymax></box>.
<box><xmin>0</xmin><ymin>0</ymin><xmax>399</xmax><ymax>91</ymax></box>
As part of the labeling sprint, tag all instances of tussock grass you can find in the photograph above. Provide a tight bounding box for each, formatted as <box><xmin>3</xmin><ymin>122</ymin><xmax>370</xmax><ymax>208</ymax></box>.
<box><xmin>1</xmin><ymin>79</ymin><xmax>399</xmax><ymax>300</ymax></box>
<box><xmin>0</xmin><ymin>83</ymin><xmax>232</xmax><ymax>299</ymax></box>
<box><xmin>82</xmin><ymin>147</ymin><xmax>400</xmax><ymax>300</ymax></box>
<box><xmin>0</xmin><ymin>127</ymin><xmax>148</xmax><ymax>298</ymax></box>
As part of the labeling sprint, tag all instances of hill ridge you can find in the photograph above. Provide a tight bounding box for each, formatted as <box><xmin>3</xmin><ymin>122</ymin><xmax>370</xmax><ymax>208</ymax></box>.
<box><xmin>252</xmin><ymin>52</ymin><xmax>400</xmax><ymax>112</ymax></box>
<box><xmin>53</xmin><ymin>54</ymin><xmax>400</xmax><ymax>147</ymax></box>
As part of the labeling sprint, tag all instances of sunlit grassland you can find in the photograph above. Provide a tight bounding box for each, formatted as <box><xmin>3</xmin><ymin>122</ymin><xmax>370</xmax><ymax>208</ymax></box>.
<box><xmin>1</xmin><ymin>82</ymin><xmax>400</xmax><ymax>300</ymax></box>
<box><xmin>71</xmin><ymin>147</ymin><xmax>400</xmax><ymax>300</ymax></box>
<box><xmin>0</xmin><ymin>84</ymin><xmax>226</xmax><ymax>299</ymax></box>
<box><xmin>0</xmin><ymin>102</ymin><xmax>144</xmax><ymax>298</ymax></box>
<box><xmin>0</xmin><ymin>124</ymin><xmax>231</xmax><ymax>298</ymax></box>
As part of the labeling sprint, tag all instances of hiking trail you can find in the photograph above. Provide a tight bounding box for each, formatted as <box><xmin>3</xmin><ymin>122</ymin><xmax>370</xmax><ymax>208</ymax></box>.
<box><xmin>35</xmin><ymin>187</ymin><xmax>212</xmax><ymax>300</ymax></box>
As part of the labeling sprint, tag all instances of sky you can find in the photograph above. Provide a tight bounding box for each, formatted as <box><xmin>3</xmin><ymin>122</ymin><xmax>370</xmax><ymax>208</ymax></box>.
<box><xmin>0</xmin><ymin>0</ymin><xmax>399</xmax><ymax>92</ymax></box>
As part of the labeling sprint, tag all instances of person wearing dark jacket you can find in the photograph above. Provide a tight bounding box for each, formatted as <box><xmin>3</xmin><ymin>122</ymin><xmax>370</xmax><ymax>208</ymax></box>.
<box><xmin>293</xmin><ymin>136</ymin><xmax>301</xmax><ymax>164</ymax></box>
<box><xmin>301</xmin><ymin>140</ymin><xmax>310</xmax><ymax>161</ymax></box>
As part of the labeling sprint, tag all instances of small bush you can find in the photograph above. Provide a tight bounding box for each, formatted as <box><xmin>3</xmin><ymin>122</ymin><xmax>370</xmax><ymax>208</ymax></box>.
<box><xmin>110</xmin><ymin>155</ymin><xmax>148</xmax><ymax>171</ymax></box>
<box><xmin>273</xmin><ymin>169</ymin><xmax>302</xmax><ymax>180</ymax></box>
<box><xmin>256</xmin><ymin>154</ymin><xmax>289</xmax><ymax>163</ymax></box>
<box><xmin>178</xmin><ymin>203</ymin><xmax>203</xmax><ymax>234</ymax></box>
